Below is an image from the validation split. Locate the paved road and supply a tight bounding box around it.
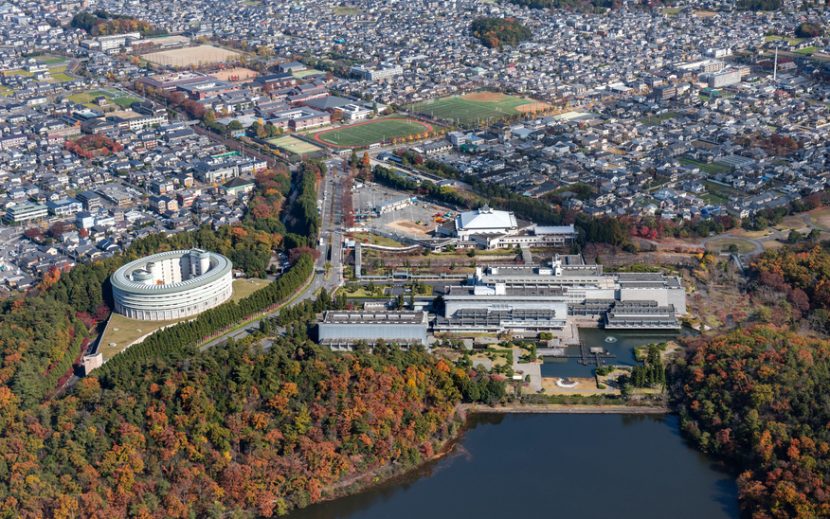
[200,155,346,350]
[0,227,22,264]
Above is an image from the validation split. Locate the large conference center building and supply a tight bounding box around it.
[110,249,233,321]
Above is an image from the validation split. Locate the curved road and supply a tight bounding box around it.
[200,156,346,350]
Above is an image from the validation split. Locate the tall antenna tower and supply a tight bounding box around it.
[773,47,779,82]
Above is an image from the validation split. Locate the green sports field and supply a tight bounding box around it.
[267,135,324,156]
[292,68,325,79]
[408,92,549,126]
[34,54,68,65]
[313,118,432,148]
[5,64,75,83]
[67,88,141,109]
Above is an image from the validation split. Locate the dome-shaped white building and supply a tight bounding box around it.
[111,249,233,321]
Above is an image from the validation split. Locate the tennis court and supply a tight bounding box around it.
[267,135,324,156]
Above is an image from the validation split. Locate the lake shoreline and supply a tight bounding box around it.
[314,413,467,509]
[290,410,739,519]
[461,403,671,415]
[306,402,670,514]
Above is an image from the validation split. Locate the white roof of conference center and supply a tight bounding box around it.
[535,225,576,235]
[456,206,517,231]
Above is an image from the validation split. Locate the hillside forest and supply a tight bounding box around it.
[674,244,830,518]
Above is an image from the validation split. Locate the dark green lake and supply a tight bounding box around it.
[288,413,739,519]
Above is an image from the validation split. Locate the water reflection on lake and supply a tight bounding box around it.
[288,413,739,519]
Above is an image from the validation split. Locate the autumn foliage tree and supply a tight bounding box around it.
[674,326,830,519]
[0,308,488,517]
[65,135,124,159]
[470,17,532,50]
[751,245,830,326]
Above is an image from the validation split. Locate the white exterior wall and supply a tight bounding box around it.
[113,269,233,321]
[457,226,511,241]
[444,298,568,318]
[111,250,234,321]
[618,287,686,315]
[666,288,687,315]
[318,323,428,345]
[492,233,574,248]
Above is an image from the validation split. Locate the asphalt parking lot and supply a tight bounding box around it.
[353,182,456,240]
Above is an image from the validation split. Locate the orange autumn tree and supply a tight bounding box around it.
[0,281,506,517]
[675,326,830,519]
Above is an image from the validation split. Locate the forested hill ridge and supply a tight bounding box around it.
[0,243,495,517]
[0,251,506,518]
[672,243,830,518]
[674,327,830,518]
[751,244,830,329]
[0,332,484,517]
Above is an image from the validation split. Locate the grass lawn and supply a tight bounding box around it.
[661,6,682,15]
[341,284,390,298]
[98,278,270,360]
[409,92,547,126]
[679,157,732,175]
[68,90,111,104]
[350,231,406,247]
[46,65,73,82]
[98,313,185,361]
[292,68,325,78]
[3,69,33,77]
[476,248,523,257]
[34,54,68,65]
[705,237,756,254]
[639,111,679,126]
[230,278,271,302]
[113,96,141,108]
[68,89,140,108]
[764,35,805,45]
[0,86,12,97]
[807,206,830,231]
[795,46,818,56]
[314,118,432,148]
[51,72,75,83]
[4,64,74,83]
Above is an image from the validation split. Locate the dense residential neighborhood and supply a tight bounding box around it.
[1,0,828,293]
[3,0,830,518]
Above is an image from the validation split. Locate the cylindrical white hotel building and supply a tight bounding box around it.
[111,249,233,321]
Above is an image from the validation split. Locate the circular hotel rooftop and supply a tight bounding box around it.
[111,249,233,321]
